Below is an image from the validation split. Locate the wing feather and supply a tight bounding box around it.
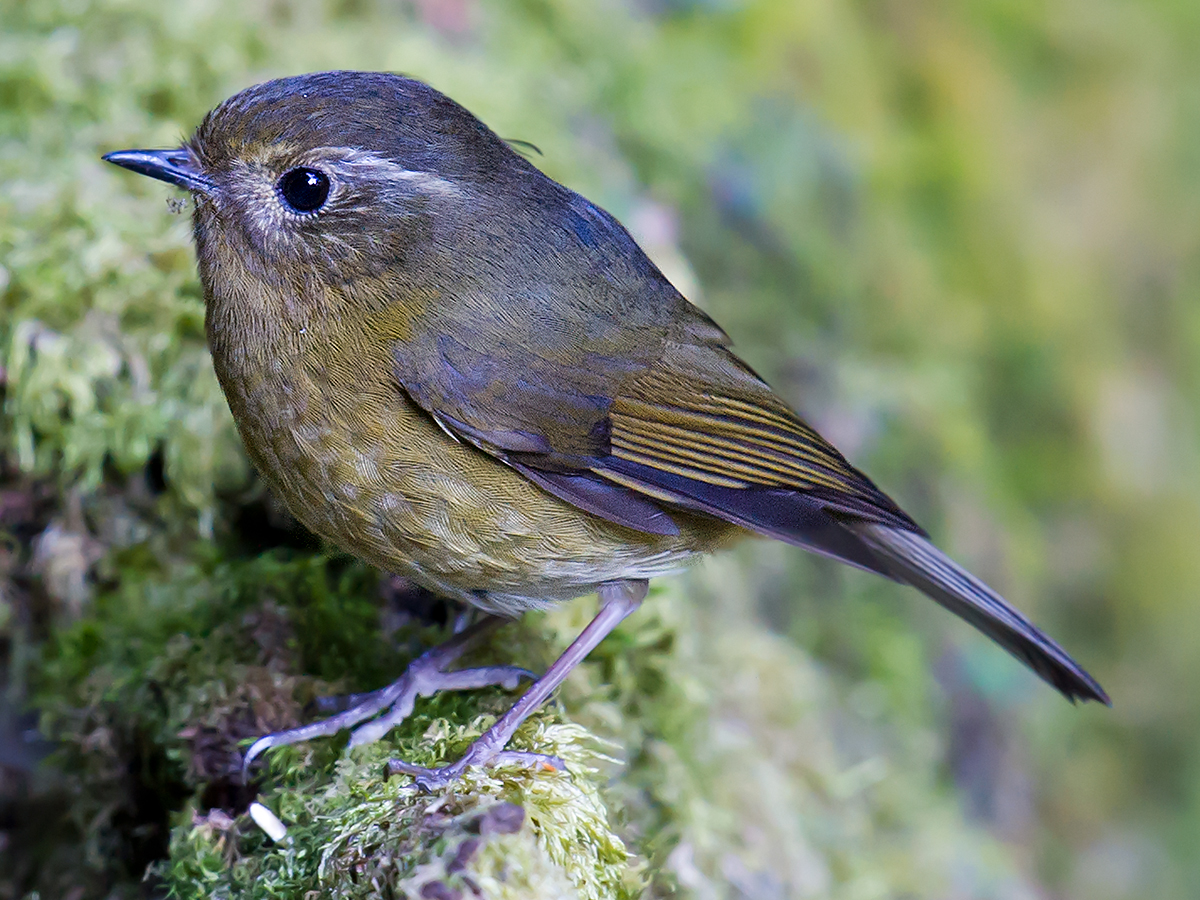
[595,341,918,530]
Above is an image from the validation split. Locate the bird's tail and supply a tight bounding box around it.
[847,522,1110,705]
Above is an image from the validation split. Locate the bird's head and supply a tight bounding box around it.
[104,71,534,339]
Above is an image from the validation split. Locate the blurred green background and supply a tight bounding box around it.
[2,0,1197,897]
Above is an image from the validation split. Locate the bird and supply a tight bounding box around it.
[102,70,1108,790]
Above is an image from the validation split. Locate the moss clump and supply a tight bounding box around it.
[29,550,643,898]
[165,726,634,900]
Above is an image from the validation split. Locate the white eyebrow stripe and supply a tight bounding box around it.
[388,168,463,196]
[328,148,463,197]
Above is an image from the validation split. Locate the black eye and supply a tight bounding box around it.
[277,167,330,213]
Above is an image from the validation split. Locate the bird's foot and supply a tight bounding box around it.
[384,579,649,790]
[242,619,533,779]
[386,746,565,792]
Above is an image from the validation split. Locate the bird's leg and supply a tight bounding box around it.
[386,578,648,791]
[242,616,535,779]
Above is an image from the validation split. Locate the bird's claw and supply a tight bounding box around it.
[241,620,534,781]
[386,749,566,791]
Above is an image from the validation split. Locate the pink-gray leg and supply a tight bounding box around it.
[387,578,648,790]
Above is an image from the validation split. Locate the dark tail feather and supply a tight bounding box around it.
[848,522,1110,705]
[593,457,1108,703]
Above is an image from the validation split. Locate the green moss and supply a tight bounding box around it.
[164,726,634,900]
[30,551,646,898]
[24,549,1034,898]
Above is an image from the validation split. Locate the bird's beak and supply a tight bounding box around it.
[102,148,213,193]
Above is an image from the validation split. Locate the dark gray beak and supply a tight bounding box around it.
[102,148,212,192]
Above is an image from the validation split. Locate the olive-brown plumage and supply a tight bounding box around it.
[103,71,1106,786]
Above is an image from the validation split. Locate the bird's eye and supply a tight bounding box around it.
[277,167,330,214]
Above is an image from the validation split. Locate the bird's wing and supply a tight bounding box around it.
[391,292,1108,705]
[392,278,916,546]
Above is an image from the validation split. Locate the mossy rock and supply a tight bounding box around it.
[22,552,1034,898]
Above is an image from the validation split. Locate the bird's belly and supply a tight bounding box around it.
[227,372,720,612]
